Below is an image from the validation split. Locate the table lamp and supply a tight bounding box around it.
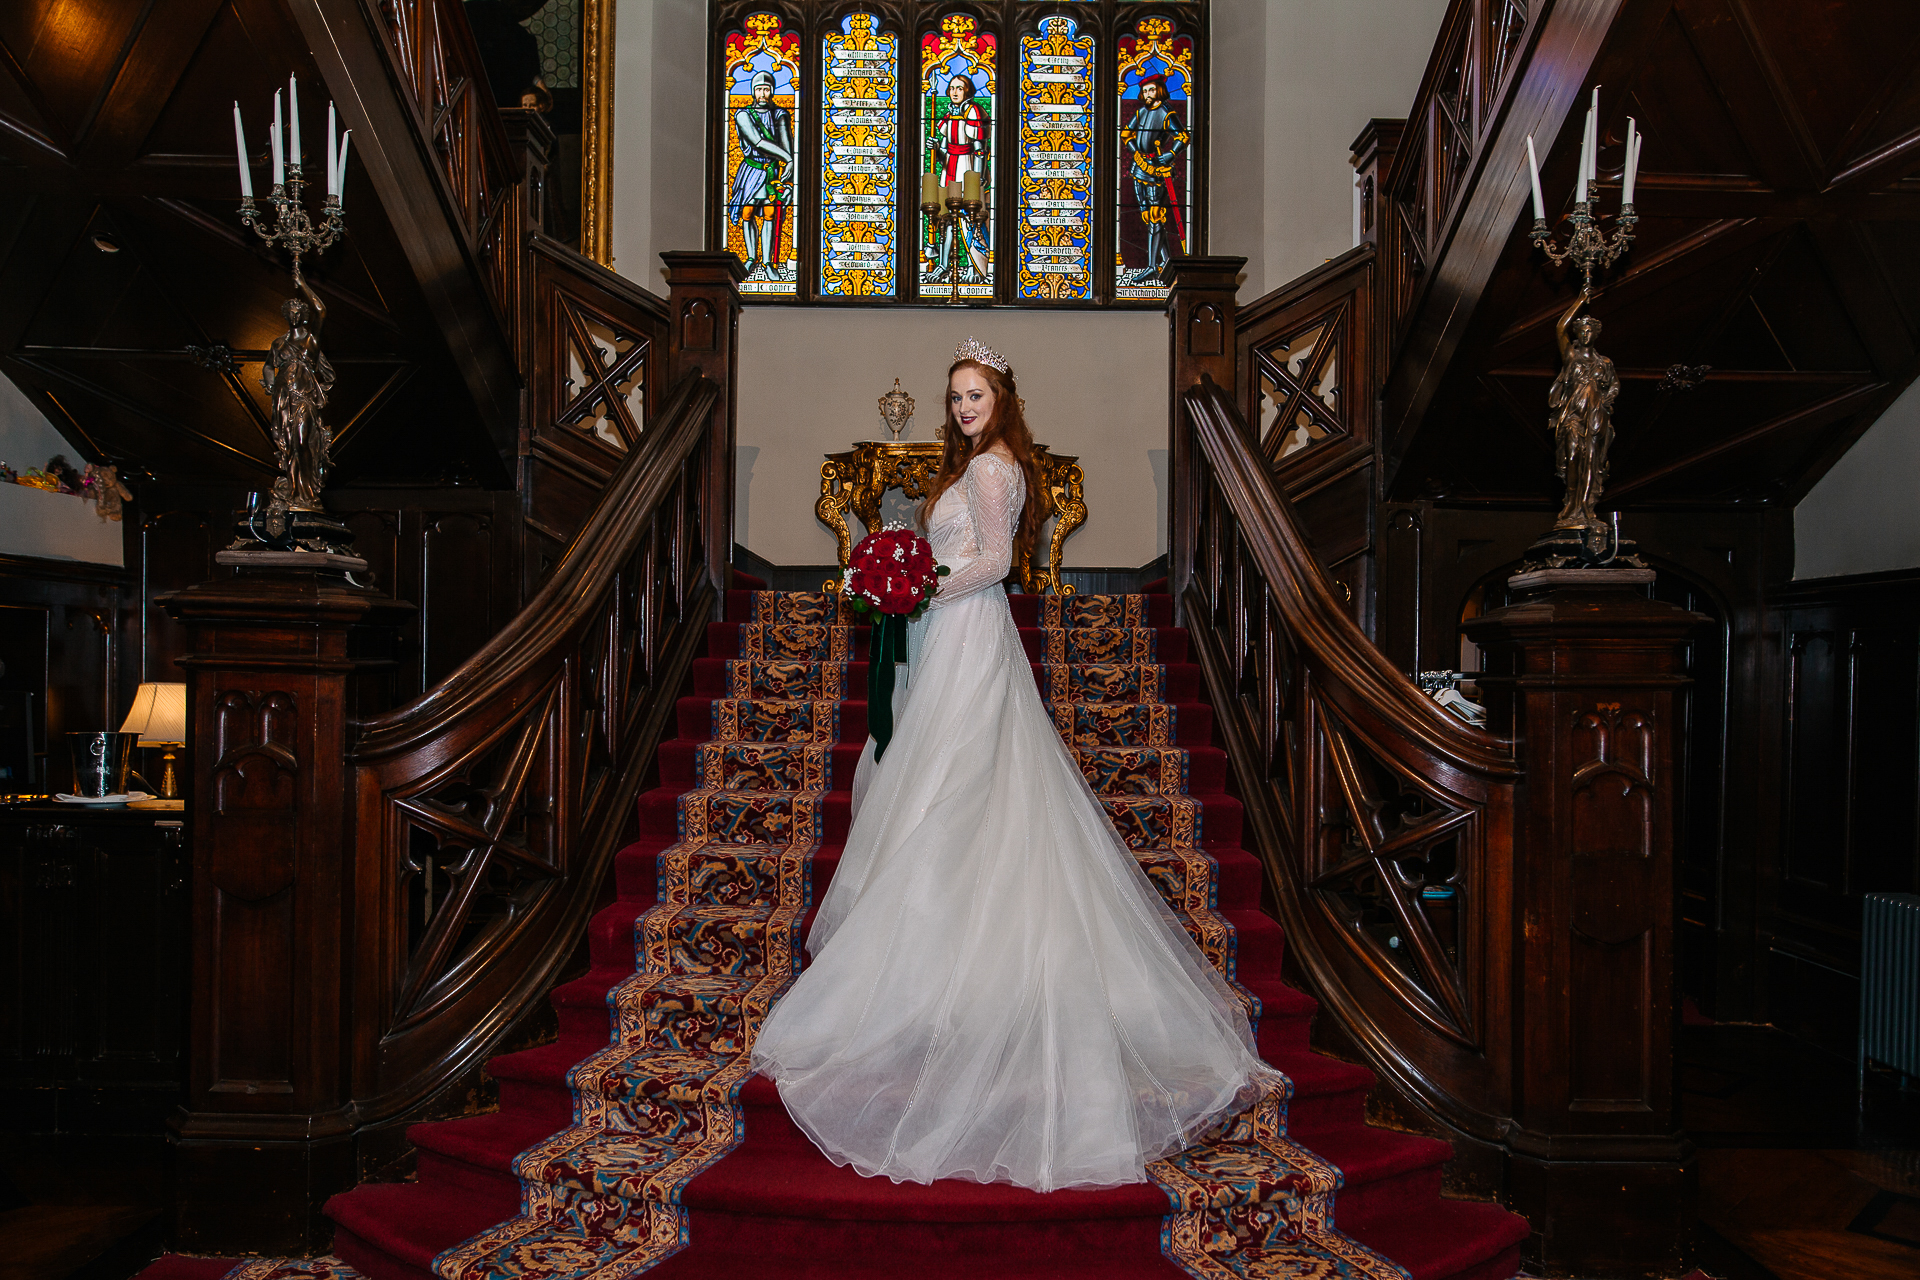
[120,682,187,799]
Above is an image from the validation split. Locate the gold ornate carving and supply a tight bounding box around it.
[815,441,1086,595]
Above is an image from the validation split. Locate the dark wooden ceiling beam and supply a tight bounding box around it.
[1681,0,1827,191]
[75,0,229,168]
[287,0,521,461]
[1605,380,1887,500]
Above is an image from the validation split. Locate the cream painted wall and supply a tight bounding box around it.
[1794,380,1920,579]
[1246,0,1451,297]
[609,0,706,292]
[736,310,1166,568]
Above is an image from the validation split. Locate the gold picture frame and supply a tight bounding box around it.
[581,0,615,264]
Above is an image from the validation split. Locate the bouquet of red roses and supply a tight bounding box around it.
[843,525,948,620]
[842,524,948,758]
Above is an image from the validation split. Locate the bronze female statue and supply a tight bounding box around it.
[1546,290,1618,550]
[259,284,335,526]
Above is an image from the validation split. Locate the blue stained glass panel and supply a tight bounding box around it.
[820,14,899,297]
[919,15,996,298]
[1017,17,1095,300]
[1116,17,1194,300]
[722,14,802,296]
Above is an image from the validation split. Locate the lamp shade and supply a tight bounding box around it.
[120,682,187,745]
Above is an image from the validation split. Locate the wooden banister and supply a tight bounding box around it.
[350,370,718,1113]
[1181,377,1520,1122]
[1181,375,1699,1273]
[164,370,720,1250]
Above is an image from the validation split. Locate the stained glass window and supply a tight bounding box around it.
[1115,16,1194,300]
[706,3,1205,306]
[820,13,899,297]
[1016,16,1095,300]
[722,14,802,297]
[919,15,997,299]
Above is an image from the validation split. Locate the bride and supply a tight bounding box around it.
[750,337,1279,1193]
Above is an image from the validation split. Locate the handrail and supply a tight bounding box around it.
[344,368,720,1128]
[1182,374,1523,1143]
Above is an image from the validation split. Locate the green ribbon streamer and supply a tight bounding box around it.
[867,612,911,761]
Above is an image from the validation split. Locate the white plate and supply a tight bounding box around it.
[55,792,154,805]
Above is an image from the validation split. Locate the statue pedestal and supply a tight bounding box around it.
[216,548,368,573]
[160,568,411,1253]
[1462,578,1707,1277]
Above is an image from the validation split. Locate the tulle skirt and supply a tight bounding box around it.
[749,585,1279,1192]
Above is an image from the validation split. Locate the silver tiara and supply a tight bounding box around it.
[954,335,1008,373]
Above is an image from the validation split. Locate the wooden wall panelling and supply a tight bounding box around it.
[331,489,521,702]
[0,808,190,1134]
[1765,568,1920,1058]
[135,490,245,693]
[0,554,137,792]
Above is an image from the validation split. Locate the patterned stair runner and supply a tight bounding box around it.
[422,591,1410,1280]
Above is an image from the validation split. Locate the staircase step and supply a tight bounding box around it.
[328,1181,514,1280]
[690,659,1204,701]
[1342,1199,1532,1280]
[675,694,1215,745]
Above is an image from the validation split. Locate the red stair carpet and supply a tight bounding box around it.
[152,588,1528,1280]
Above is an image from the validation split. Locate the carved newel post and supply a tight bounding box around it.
[662,251,745,612]
[1461,572,1704,1278]
[1165,255,1244,619]
[161,566,410,1252]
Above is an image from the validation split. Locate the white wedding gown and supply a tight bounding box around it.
[750,452,1280,1192]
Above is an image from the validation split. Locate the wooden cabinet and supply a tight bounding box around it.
[0,804,190,1134]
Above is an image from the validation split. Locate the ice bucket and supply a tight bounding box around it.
[67,731,139,798]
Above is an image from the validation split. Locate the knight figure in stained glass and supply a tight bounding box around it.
[724,14,802,296]
[1017,15,1095,300]
[821,13,900,297]
[1116,17,1193,299]
[920,16,996,297]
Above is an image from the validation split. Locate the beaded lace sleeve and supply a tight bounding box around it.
[928,454,1023,609]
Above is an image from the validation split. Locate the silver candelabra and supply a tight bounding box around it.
[1530,200,1637,296]
[241,170,343,292]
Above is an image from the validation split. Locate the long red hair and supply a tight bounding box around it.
[919,359,1045,578]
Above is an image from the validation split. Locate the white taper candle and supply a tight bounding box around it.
[288,74,301,168]
[336,130,351,206]
[1590,85,1601,181]
[1624,130,1642,207]
[326,103,337,196]
[1622,117,1637,206]
[1576,110,1590,204]
[232,102,254,199]
[270,90,285,187]
[1525,134,1545,223]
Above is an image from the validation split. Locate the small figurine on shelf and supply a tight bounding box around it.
[82,463,133,521]
[45,455,84,494]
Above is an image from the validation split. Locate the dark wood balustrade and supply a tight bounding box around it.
[374,0,521,318]
[347,369,719,1122]
[1179,373,1523,1136]
[163,369,723,1251]
[1177,375,1698,1275]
